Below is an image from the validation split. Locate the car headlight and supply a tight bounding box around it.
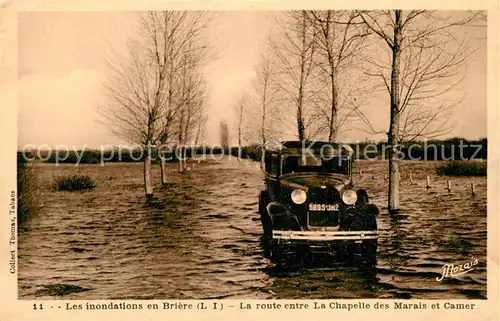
[291,189,307,204]
[342,189,357,205]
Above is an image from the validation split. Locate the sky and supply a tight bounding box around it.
[18,11,487,149]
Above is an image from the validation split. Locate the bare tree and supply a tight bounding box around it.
[305,10,370,142]
[101,11,210,194]
[174,55,207,173]
[182,72,207,171]
[101,12,175,198]
[251,53,281,168]
[233,96,247,160]
[193,113,207,147]
[191,108,207,161]
[132,11,210,179]
[271,11,318,141]
[219,120,230,149]
[355,10,485,211]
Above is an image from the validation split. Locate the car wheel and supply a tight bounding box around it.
[270,242,303,269]
[359,242,377,268]
[269,241,287,264]
[363,204,379,230]
[346,241,377,268]
[261,236,272,259]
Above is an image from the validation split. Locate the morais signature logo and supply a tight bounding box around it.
[436,257,478,281]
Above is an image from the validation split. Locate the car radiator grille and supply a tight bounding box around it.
[307,187,340,227]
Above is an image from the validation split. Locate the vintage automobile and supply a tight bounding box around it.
[258,141,379,267]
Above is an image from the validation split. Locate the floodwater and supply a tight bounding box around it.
[18,157,487,299]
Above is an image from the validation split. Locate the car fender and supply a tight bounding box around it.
[266,202,301,231]
[354,189,379,216]
[363,203,380,216]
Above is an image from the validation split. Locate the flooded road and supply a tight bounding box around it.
[18,158,487,299]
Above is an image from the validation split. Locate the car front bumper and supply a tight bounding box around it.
[272,230,379,242]
[268,230,378,262]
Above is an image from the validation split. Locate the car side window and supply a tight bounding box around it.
[282,156,299,174]
[264,152,271,173]
[323,157,349,175]
[270,154,279,176]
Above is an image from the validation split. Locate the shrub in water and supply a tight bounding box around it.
[53,175,96,191]
[436,161,487,176]
[17,153,41,225]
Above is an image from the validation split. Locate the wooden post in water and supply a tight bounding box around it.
[471,181,476,196]
[359,168,363,176]
[409,172,414,185]
[384,173,388,181]
[426,175,431,189]
[447,180,452,193]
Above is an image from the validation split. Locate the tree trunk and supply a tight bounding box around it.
[178,146,184,173]
[183,146,188,170]
[297,100,305,141]
[297,88,305,141]
[260,146,266,170]
[388,10,402,212]
[160,157,168,185]
[194,118,202,148]
[144,155,153,198]
[237,109,243,162]
[260,102,266,169]
[328,72,338,143]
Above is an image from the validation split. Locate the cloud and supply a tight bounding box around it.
[18,68,124,149]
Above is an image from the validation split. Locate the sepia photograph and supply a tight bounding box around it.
[15,9,488,302]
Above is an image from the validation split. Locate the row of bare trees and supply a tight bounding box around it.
[235,10,484,212]
[101,10,484,210]
[101,11,211,198]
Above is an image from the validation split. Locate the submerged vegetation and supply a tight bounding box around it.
[17,153,41,225]
[53,175,96,192]
[34,284,90,296]
[436,161,487,176]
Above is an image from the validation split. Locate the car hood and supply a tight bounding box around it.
[280,172,351,192]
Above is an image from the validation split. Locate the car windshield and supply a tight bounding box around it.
[282,155,350,175]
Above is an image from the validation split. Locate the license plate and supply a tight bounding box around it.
[309,203,339,211]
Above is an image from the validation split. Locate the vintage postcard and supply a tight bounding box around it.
[1,0,498,320]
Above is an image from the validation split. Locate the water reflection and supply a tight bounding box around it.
[263,262,381,299]
[384,211,411,270]
[18,160,487,299]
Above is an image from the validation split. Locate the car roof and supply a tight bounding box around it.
[267,140,354,156]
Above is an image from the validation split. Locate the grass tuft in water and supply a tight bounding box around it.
[53,175,96,191]
[34,283,90,296]
[17,153,41,225]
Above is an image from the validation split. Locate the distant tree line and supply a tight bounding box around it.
[21,137,486,164]
[353,138,487,160]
